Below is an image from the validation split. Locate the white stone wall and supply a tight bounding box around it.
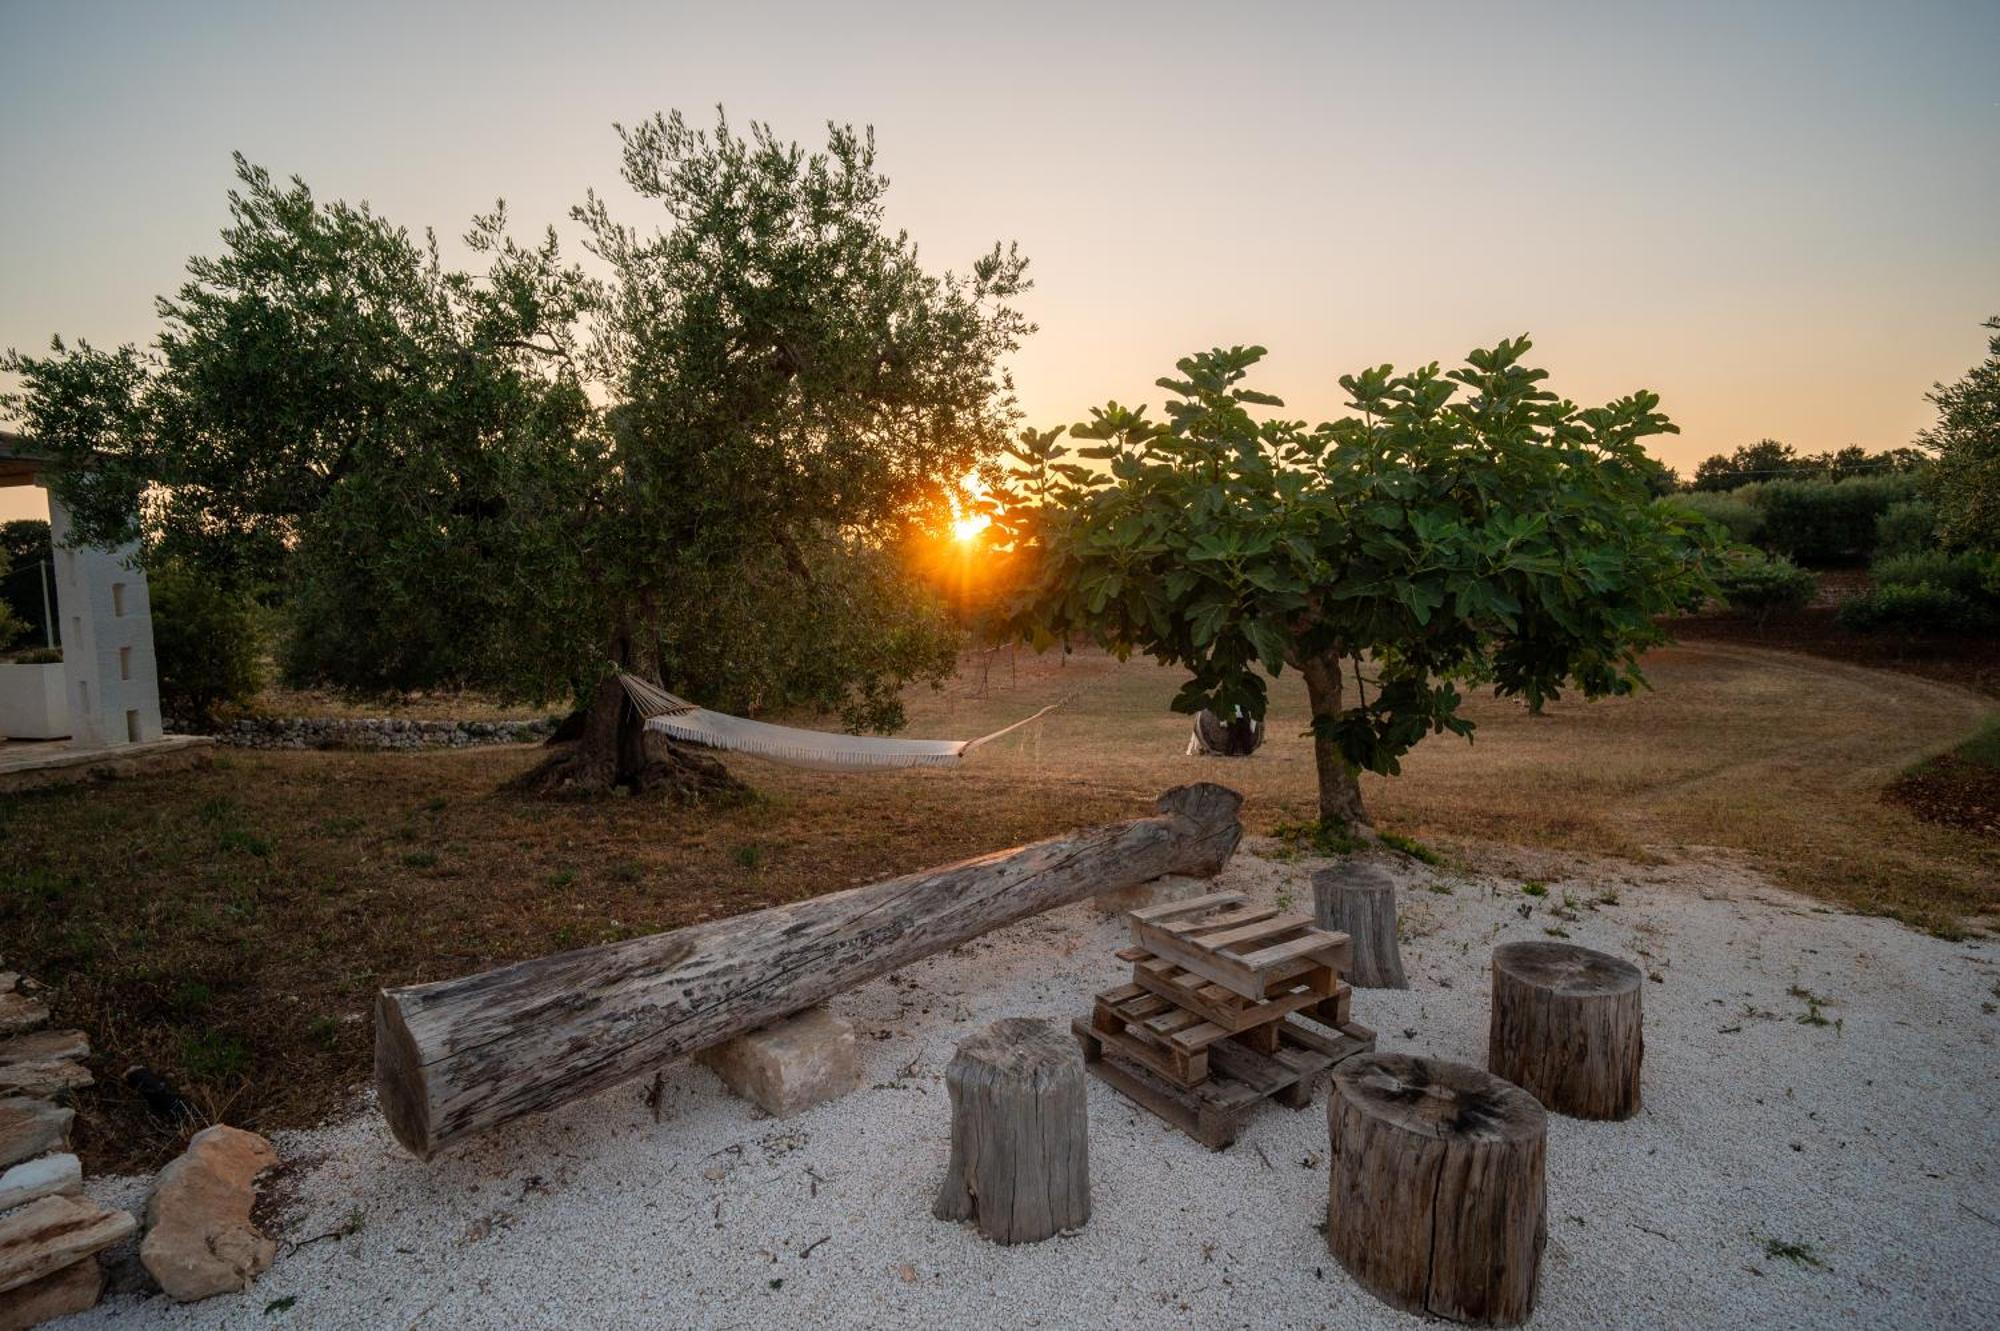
[46,489,163,747]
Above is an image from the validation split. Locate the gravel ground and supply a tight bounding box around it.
[70,842,2000,1330]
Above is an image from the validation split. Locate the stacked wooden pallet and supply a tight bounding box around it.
[1073,892,1376,1149]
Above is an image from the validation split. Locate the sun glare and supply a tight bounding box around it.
[949,468,991,545]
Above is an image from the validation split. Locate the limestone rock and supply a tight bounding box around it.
[0,1195,134,1295]
[697,1007,863,1118]
[0,1155,81,1214]
[0,1102,70,1172]
[0,1063,91,1100]
[0,1258,105,1331]
[140,1126,279,1302]
[0,998,47,1041]
[0,1033,89,1068]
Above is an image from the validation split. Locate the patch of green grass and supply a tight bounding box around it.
[1425,881,1453,895]
[732,843,768,870]
[1946,714,2000,769]
[182,1029,252,1080]
[1377,832,1442,866]
[1544,926,1570,938]
[1269,818,1363,858]
[606,860,645,884]
[546,868,577,888]
[170,980,214,1015]
[265,1295,298,1315]
[1520,880,1548,898]
[306,1015,341,1050]
[401,850,439,869]
[218,826,272,857]
[424,796,448,813]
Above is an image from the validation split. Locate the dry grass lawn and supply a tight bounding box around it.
[0,641,1991,1170]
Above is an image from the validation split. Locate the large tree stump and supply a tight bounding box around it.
[933,1018,1089,1245]
[1488,941,1643,1120]
[1326,1053,1547,1326]
[1311,863,1407,989]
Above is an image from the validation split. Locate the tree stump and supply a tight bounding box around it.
[1488,941,1643,1120]
[933,1018,1090,1245]
[1326,1053,1547,1326]
[1311,864,1407,989]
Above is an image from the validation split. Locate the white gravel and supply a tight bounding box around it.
[69,843,2000,1330]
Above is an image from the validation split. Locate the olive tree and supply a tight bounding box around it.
[5,111,1031,795]
[1921,315,2000,551]
[997,339,1716,826]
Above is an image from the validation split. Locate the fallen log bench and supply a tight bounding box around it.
[376,783,1244,1159]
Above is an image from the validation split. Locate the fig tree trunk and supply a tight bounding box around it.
[508,676,745,801]
[1299,649,1369,827]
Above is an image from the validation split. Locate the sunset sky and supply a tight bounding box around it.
[2,0,1996,523]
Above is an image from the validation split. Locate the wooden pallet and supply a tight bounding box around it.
[1127,892,1353,1001]
[1073,1012,1376,1149]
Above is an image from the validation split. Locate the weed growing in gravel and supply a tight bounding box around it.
[1269,818,1364,858]
[1762,1237,1826,1269]
[1521,881,1548,897]
[1426,881,1454,895]
[1378,832,1442,865]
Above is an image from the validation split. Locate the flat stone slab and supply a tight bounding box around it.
[697,1007,863,1119]
[0,1194,135,1296]
[0,1257,105,1331]
[0,1099,71,1171]
[0,1031,90,1067]
[0,995,49,1039]
[0,1153,81,1213]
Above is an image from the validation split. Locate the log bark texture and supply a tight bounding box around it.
[1488,941,1643,1120]
[1327,1053,1547,1326]
[377,784,1243,1159]
[933,1018,1089,1244]
[1311,864,1407,989]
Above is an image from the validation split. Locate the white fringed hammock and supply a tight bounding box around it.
[618,674,1060,773]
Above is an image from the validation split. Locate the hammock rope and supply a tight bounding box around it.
[617,673,1061,773]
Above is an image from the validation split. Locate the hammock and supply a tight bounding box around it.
[618,674,1060,773]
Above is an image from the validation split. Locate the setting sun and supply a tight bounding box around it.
[950,511,991,544]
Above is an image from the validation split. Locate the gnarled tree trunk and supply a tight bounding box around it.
[508,676,745,801]
[1299,649,1369,827]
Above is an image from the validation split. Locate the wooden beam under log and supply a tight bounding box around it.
[376,783,1244,1159]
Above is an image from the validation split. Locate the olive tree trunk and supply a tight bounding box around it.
[508,675,745,801]
[1299,649,1369,827]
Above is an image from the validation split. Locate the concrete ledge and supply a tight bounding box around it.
[0,736,213,794]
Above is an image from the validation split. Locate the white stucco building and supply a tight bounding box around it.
[0,431,165,751]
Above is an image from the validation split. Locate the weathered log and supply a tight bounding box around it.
[1327,1053,1547,1326]
[1489,940,1643,1120]
[377,784,1244,1159]
[0,1195,135,1296]
[933,1018,1089,1244]
[1311,863,1407,989]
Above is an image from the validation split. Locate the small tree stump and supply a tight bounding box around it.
[933,1018,1089,1245]
[1327,1053,1546,1326]
[1489,941,1643,1120]
[1311,864,1407,989]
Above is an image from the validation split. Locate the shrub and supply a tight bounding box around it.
[148,561,264,725]
[1754,474,1922,566]
[1874,499,1937,559]
[1663,491,1763,546]
[1836,582,1993,635]
[1871,549,1999,601]
[1711,551,1817,623]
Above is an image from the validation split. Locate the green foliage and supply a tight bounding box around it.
[1269,818,1364,857]
[1692,439,1927,492]
[4,111,1024,735]
[1873,498,1938,558]
[999,338,1719,816]
[1753,474,1923,566]
[1836,581,1994,635]
[0,549,23,650]
[1872,549,1999,601]
[1711,550,1817,623]
[1921,316,2000,550]
[148,561,264,725]
[1664,489,1764,545]
[0,519,52,645]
